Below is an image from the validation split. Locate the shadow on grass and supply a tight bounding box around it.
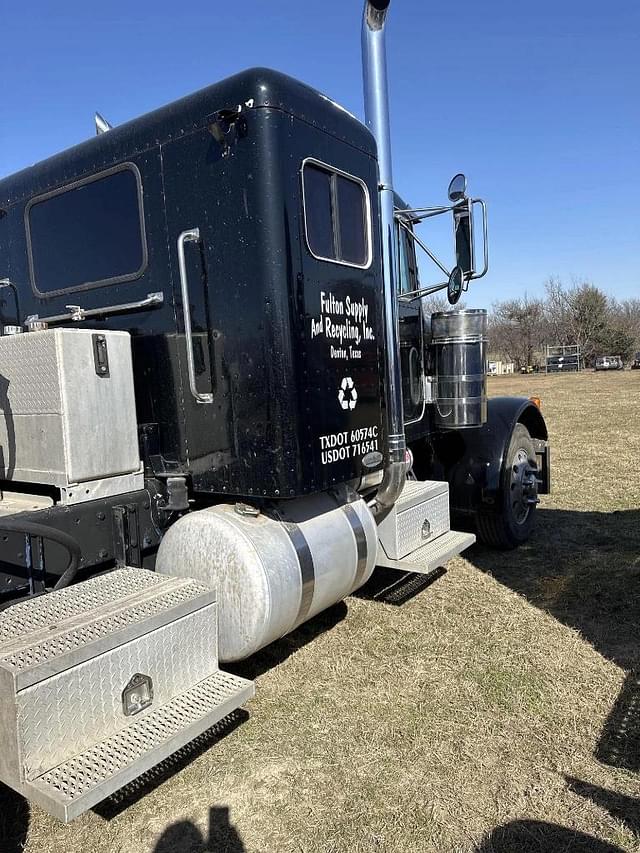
[153,806,245,853]
[0,783,29,853]
[228,600,347,681]
[465,508,640,671]
[475,819,627,852]
[596,670,640,773]
[566,775,640,838]
[466,507,640,778]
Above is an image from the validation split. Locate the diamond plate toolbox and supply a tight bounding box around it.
[0,328,140,490]
[0,568,252,819]
[377,480,450,560]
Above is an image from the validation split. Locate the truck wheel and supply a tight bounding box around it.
[476,423,539,549]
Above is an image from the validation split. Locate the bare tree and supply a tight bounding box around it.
[488,295,546,369]
[434,277,638,368]
[614,298,640,353]
[544,276,572,345]
[543,279,636,364]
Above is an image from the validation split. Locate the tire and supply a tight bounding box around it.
[476,423,538,550]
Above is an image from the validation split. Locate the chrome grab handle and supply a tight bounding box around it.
[177,228,213,405]
[24,292,164,326]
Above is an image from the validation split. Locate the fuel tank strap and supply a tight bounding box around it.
[280,521,315,629]
[342,503,369,587]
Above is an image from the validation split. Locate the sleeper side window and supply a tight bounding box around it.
[26,164,147,297]
[302,160,371,268]
[303,166,334,261]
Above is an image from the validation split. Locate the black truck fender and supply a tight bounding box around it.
[426,396,550,519]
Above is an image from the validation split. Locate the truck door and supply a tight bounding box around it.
[298,152,386,489]
[160,129,230,479]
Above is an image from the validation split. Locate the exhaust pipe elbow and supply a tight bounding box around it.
[371,458,406,517]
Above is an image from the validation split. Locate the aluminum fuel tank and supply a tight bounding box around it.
[156,493,377,662]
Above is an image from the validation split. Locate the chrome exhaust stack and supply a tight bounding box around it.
[362,0,406,514]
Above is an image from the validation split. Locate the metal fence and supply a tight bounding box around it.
[545,344,581,373]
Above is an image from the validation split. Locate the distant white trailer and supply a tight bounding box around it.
[487,360,515,375]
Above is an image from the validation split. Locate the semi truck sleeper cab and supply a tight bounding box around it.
[0,0,549,821]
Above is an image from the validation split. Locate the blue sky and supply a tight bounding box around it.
[1,0,638,307]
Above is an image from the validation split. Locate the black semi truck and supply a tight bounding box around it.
[0,0,548,821]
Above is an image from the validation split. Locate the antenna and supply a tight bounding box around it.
[94,112,113,135]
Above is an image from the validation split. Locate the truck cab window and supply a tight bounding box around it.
[302,160,371,268]
[26,164,147,297]
[397,220,418,294]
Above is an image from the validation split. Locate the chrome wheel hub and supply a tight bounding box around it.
[510,448,539,524]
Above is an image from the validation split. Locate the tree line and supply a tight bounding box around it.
[422,280,640,369]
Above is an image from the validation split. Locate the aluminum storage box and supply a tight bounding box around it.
[377,480,450,560]
[0,568,253,821]
[0,328,141,499]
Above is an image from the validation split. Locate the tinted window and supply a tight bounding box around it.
[28,167,146,295]
[303,162,370,266]
[303,165,334,260]
[336,176,367,265]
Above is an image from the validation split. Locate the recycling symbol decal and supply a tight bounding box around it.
[338,376,358,411]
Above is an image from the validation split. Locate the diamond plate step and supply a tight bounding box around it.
[376,529,476,574]
[25,670,254,823]
[393,480,449,513]
[0,569,215,690]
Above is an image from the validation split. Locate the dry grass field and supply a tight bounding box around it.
[2,370,639,853]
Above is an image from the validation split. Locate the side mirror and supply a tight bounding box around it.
[447,266,464,305]
[448,173,467,202]
[453,200,475,279]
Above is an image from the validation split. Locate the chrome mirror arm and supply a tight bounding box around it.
[395,204,455,223]
[395,196,489,299]
[397,219,450,279]
[398,280,449,303]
